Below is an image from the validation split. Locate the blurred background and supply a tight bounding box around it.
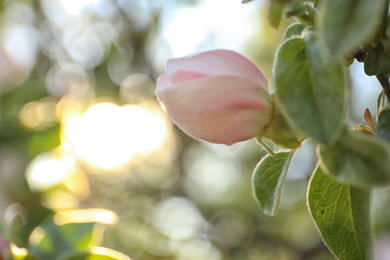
[0,0,385,259]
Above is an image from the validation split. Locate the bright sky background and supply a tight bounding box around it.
[61,0,100,15]
[159,0,262,57]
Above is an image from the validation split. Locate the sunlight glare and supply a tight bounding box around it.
[42,190,79,211]
[62,102,167,171]
[26,151,73,191]
[54,208,119,225]
[91,247,132,260]
[10,244,28,257]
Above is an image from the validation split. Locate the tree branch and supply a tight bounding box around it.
[376,75,390,102]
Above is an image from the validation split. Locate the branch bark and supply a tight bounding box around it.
[376,75,390,102]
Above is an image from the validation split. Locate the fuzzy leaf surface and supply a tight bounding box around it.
[252,152,293,216]
[284,23,305,39]
[274,31,346,145]
[308,166,370,260]
[318,129,390,188]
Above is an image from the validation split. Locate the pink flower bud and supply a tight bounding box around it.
[156,49,274,145]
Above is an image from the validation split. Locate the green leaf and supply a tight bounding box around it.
[377,108,390,142]
[262,107,301,149]
[266,1,285,28]
[252,152,294,216]
[284,23,305,39]
[364,44,390,77]
[307,166,371,260]
[274,31,346,145]
[285,2,317,26]
[378,108,390,131]
[28,220,95,260]
[364,47,382,76]
[318,0,384,58]
[378,41,390,77]
[318,128,390,188]
[256,138,279,158]
[377,90,390,116]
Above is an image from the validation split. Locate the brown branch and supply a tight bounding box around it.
[376,75,390,102]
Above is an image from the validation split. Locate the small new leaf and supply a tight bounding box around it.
[252,152,293,216]
[284,23,305,39]
[364,108,376,132]
[267,1,285,28]
[308,166,371,260]
[377,91,390,116]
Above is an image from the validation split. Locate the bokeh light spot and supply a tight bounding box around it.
[62,102,168,171]
[26,151,73,191]
[54,208,118,225]
[61,0,100,15]
[42,190,79,211]
[10,244,28,257]
[184,149,241,204]
[19,99,58,129]
[154,197,204,240]
[91,247,132,260]
[4,24,38,69]
[29,227,46,247]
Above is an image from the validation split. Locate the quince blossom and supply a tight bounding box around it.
[156,49,273,145]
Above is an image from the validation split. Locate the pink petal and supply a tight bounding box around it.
[166,49,267,90]
[156,75,273,145]
[156,74,173,89]
[156,75,271,118]
[177,109,271,145]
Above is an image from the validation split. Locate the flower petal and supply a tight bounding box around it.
[156,75,273,145]
[156,74,173,89]
[176,108,271,145]
[166,49,267,89]
[156,75,271,117]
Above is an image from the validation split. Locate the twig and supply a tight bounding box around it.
[376,75,390,102]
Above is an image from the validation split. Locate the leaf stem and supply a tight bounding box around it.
[376,75,390,102]
[256,138,279,159]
